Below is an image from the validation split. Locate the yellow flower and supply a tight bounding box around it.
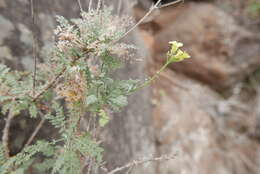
[169,41,183,54]
[167,41,190,63]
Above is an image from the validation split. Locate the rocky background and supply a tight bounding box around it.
[135,0,260,173]
[0,0,260,174]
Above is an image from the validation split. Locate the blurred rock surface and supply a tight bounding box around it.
[135,0,260,174]
[151,3,260,90]
[152,68,258,174]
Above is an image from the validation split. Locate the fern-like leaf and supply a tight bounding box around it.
[73,134,103,163]
[0,143,6,166]
[46,102,66,133]
[52,150,81,174]
[0,141,53,174]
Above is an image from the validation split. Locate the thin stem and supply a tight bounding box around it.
[97,0,102,11]
[32,67,66,102]
[113,0,162,43]
[2,110,15,158]
[125,166,134,174]
[160,70,188,91]
[88,0,93,11]
[7,52,86,103]
[132,61,170,92]
[32,44,90,102]
[107,155,176,174]
[24,112,46,147]
[117,0,122,15]
[77,0,83,11]
[157,0,183,8]
[4,66,66,104]
[30,0,37,96]
[87,159,93,174]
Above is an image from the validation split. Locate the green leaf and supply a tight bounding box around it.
[0,96,12,103]
[110,95,128,108]
[118,79,139,92]
[1,102,13,115]
[0,64,10,77]
[99,109,109,127]
[29,103,38,118]
[52,150,81,174]
[73,135,103,163]
[1,141,52,173]
[45,103,66,132]
[56,15,71,28]
[13,100,29,115]
[101,51,121,72]
[0,143,6,166]
[34,158,55,172]
[85,95,98,105]
[10,159,34,174]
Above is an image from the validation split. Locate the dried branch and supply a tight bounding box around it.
[113,0,162,43]
[160,71,189,91]
[24,111,46,147]
[157,0,183,8]
[2,110,15,158]
[107,154,176,174]
[77,0,83,11]
[32,67,66,102]
[30,0,38,96]
[88,0,93,11]
[117,0,122,15]
[97,0,103,11]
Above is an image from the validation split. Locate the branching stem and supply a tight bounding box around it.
[157,0,183,8]
[77,0,83,11]
[138,62,170,90]
[24,112,46,147]
[2,110,15,158]
[107,155,176,174]
[32,67,66,102]
[113,0,162,43]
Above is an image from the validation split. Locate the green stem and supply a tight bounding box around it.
[131,61,171,93]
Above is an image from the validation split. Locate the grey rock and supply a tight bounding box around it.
[153,3,260,90]
[0,15,14,44]
[0,46,12,61]
[17,23,33,47]
[21,56,33,70]
[0,0,7,8]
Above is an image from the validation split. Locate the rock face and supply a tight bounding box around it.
[152,69,258,174]
[153,3,260,90]
[135,0,260,174]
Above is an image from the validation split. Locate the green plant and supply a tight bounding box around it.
[0,6,190,174]
[248,0,260,16]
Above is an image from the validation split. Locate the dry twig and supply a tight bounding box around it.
[24,112,46,147]
[88,0,93,11]
[107,154,176,174]
[113,0,162,43]
[32,67,66,102]
[157,0,184,8]
[30,0,38,96]
[77,0,83,11]
[117,0,122,15]
[2,110,15,158]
